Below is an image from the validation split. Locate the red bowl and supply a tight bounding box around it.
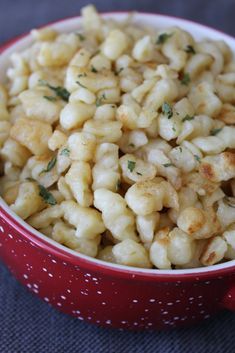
[0,13,235,330]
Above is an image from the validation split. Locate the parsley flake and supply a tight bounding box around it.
[43,95,57,102]
[182,115,194,122]
[91,66,98,73]
[76,80,87,89]
[60,148,70,157]
[180,73,190,86]
[184,45,196,54]
[40,156,57,174]
[115,67,124,75]
[39,80,70,102]
[162,102,173,119]
[194,155,201,163]
[210,128,222,136]
[179,147,183,153]
[39,184,57,206]
[156,33,173,44]
[128,143,135,148]
[163,163,174,167]
[127,160,136,172]
[136,171,142,175]
[76,33,86,41]
[96,93,106,107]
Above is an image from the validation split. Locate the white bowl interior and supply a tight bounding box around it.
[0,13,235,275]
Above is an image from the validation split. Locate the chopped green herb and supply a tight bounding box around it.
[180,73,190,86]
[136,171,142,175]
[128,143,135,148]
[40,156,57,174]
[127,160,136,172]
[156,33,173,44]
[78,73,87,78]
[111,105,116,108]
[162,102,173,119]
[115,67,124,75]
[116,179,121,191]
[76,80,87,88]
[39,184,57,206]
[43,95,57,102]
[210,128,222,136]
[26,177,36,182]
[179,147,183,153]
[224,197,235,208]
[162,163,174,167]
[194,155,201,163]
[38,80,70,102]
[182,114,194,122]
[172,126,176,132]
[60,148,70,157]
[76,33,86,41]
[96,93,106,107]
[184,45,196,54]
[91,66,98,73]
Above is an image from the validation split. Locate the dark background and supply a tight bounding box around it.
[0,0,235,352]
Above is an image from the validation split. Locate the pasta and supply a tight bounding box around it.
[0,5,235,269]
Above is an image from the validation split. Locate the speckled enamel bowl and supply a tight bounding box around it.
[0,13,235,330]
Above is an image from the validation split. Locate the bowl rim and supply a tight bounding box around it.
[0,12,235,280]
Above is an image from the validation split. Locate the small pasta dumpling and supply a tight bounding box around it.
[132,35,154,62]
[27,205,63,229]
[48,130,67,151]
[31,27,58,41]
[223,226,235,260]
[200,236,227,266]
[218,103,235,124]
[112,239,152,268]
[94,188,138,242]
[65,161,93,207]
[1,138,31,167]
[57,176,73,201]
[60,102,95,130]
[215,72,235,104]
[168,186,198,223]
[61,200,105,239]
[118,130,148,154]
[10,117,52,156]
[37,40,78,67]
[188,82,222,117]
[116,104,157,130]
[191,136,226,154]
[168,145,197,173]
[160,27,192,71]
[125,178,179,216]
[98,246,117,263]
[146,148,181,190]
[217,197,235,229]
[93,104,116,121]
[177,206,221,239]
[10,181,45,220]
[67,132,96,162]
[215,126,235,149]
[119,154,157,184]
[0,121,11,148]
[199,152,235,182]
[196,41,224,75]
[2,180,20,205]
[183,171,219,196]
[184,53,213,80]
[69,87,96,104]
[69,48,91,67]
[83,119,122,143]
[52,221,100,257]
[92,143,120,192]
[167,227,195,265]
[102,29,129,60]
[150,227,171,269]
[19,88,63,124]
[136,212,160,245]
